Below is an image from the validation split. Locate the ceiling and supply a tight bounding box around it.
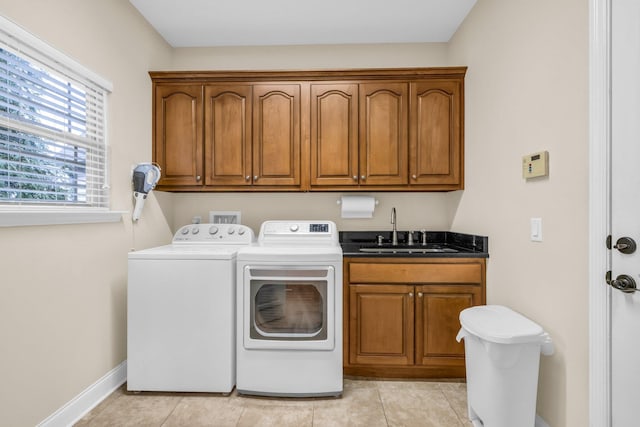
[129,0,477,47]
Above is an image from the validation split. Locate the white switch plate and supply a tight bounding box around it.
[531,217,543,242]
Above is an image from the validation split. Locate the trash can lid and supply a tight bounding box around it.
[459,305,548,345]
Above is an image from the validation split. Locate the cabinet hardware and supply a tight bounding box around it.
[245,175,250,181]
[409,292,413,297]
[254,175,258,181]
[196,175,201,181]
[361,175,366,180]
[418,292,423,297]
[412,174,417,179]
[353,175,358,180]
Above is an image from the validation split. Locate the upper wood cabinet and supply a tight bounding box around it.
[154,84,203,187]
[150,68,466,192]
[359,82,409,186]
[310,83,359,186]
[252,84,301,186]
[410,80,463,186]
[204,84,252,186]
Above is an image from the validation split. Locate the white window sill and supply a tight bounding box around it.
[0,208,127,227]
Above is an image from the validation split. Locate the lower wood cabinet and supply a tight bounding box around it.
[344,258,486,378]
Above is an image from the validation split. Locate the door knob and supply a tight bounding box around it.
[614,237,637,254]
[610,274,638,293]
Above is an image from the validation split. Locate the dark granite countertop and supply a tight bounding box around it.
[340,230,489,258]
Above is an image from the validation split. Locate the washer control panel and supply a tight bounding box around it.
[172,223,255,244]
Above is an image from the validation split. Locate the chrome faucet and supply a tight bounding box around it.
[391,207,398,246]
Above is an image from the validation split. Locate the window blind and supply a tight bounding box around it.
[0,18,110,208]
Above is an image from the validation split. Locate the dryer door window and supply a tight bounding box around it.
[251,280,327,340]
[243,265,336,350]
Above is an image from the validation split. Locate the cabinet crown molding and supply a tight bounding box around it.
[149,67,467,82]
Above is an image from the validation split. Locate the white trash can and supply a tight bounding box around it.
[456,305,554,427]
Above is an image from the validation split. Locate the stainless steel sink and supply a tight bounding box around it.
[359,247,458,254]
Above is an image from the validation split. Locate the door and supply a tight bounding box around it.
[204,85,252,186]
[415,284,480,367]
[310,83,359,186]
[348,284,414,366]
[359,82,409,185]
[241,265,335,350]
[611,0,640,424]
[409,80,462,186]
[252,84,301,186]
[153,84,203,186]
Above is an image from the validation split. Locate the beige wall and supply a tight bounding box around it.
[0,1,590,426]
[0,1,173,426]
[448,1,589,426]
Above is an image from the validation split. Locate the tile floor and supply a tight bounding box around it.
[75,379,473,427]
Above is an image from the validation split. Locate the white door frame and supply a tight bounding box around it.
[589,0,612,425]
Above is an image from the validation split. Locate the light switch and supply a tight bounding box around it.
[531,217,542,242]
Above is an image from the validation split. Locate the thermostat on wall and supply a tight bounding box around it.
[522,151,549,179]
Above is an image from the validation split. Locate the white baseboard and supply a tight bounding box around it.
[37,360,127,427]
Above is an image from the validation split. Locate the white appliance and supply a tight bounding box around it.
[127,223,255,393]
[236,220,343,397]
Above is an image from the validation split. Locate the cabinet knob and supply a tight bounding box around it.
[254,175,258,181]
[196,175,201,181]
[418,292,423,297]
[353,175,358,180]
[245,175,250,181]
[412,174,417,179]
[409,292,413,297]
[361,175,366,180]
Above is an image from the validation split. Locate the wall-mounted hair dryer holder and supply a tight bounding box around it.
[132,163,161,221]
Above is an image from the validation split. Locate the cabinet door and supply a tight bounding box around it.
[310,84,359,186]
[414,284,481,366]
[409,80,462,186]
[204,85,252,186]
[154,84,203,186]
[359,83,409,185]
[252,84,301,186]
[349,284,414,366]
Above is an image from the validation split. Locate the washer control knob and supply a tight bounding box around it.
[209,226,219,235]
[227,228,235,235]
[238,228,246,235]
[290,224,299,232]
[181,228,189,235]
[191,227,200,235]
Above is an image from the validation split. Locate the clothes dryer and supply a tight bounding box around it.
[236,220,342,397]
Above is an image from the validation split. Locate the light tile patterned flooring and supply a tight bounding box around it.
[75,379,473,427]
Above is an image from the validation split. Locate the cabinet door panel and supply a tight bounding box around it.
[349,284,414,366]
[410,81,462,185]
[204,85,252,186]
[253,84,301,186]
[310,84,359,186]
[154,85,203,186]
[415,284,481,366]
[360,83,408,185]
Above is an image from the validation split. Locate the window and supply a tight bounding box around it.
[0,15,119,226]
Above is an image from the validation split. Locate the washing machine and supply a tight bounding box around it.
[236,220,343,397]
[127,223,254,393]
